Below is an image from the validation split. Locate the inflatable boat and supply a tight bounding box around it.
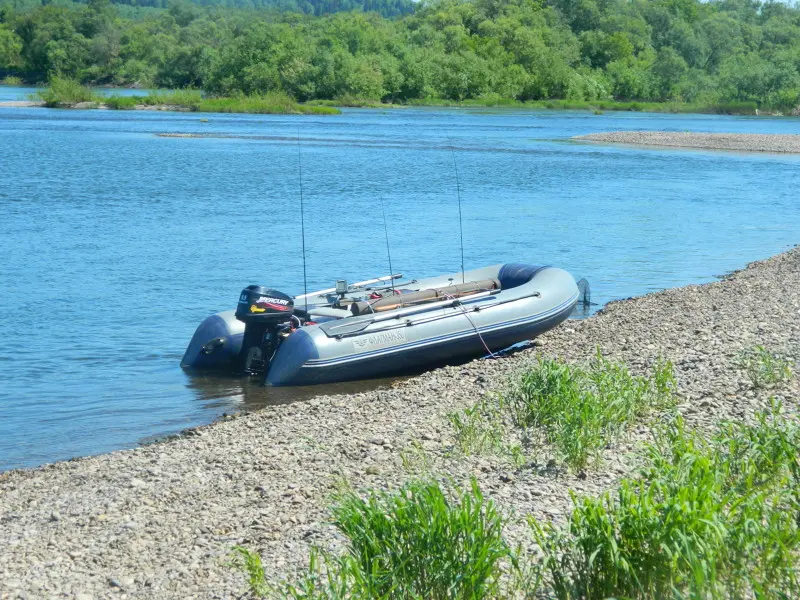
[181,263,580,386]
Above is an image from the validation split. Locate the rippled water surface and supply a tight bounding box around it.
[2,85,799,470]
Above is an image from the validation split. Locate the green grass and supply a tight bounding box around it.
[448,398,526,468]
[449,398,506,456]
[405,97,759,115]
[33,79,340,115]
[506,353,677,470]
[737,345,794,389]
[1,75,23,86]
[238,479,514,599]
[230,546,269,597]
[451,353,677,471]
[231,350,800,600]
[33,76,96,107]
[198,92,339,115]
[103,94,139,109]
[308,94,392,108]
[110,89,342,114]
[21,78,765,116]
[532,402,800,599]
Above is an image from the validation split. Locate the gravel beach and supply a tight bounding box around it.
[575,131,800,153]
[0,101,45,108]
[1,247,798,599]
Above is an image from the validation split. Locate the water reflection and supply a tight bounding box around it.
[183,370,404,411]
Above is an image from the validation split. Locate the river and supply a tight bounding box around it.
[1,85,798,471]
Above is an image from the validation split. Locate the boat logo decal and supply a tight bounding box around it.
[353,329,407,351]
[244,296,292,312]
[239,294,291,310]
[256,296,290,306]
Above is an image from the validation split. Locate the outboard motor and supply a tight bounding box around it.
[235,285,294,376]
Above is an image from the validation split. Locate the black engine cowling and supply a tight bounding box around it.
[235,285,294,376]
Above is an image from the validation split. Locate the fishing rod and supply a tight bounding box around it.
[297,128,308,313]
[447,136,466,284]
[378,196,395,295]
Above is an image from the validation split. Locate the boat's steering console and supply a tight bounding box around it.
[234,285,295,376]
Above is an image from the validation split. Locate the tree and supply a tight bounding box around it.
[0,24,22,70]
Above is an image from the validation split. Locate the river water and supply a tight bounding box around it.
[1,85,798,471]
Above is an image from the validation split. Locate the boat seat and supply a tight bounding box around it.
[308,307,353,319]
[350,278,500,316]
[498,264,548,290]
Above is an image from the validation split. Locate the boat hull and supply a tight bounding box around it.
[181,264,578,386]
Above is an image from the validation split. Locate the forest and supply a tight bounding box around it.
[1,0,800,110]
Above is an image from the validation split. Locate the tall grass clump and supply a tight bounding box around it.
[103,94,138,110]
[137,89,204,110]
[449,397,527,467]
[230,546,269,597]
[502,353,677,470]
[737,345,794,389]
[1,75,23,86]
[309,94,388,108]
[198,91,339,114]
[533,402,800,599]
[242,479,515,599]
[34,76,95,106]
[449,398,506,456]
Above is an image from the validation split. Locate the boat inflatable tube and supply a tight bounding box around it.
[182,263,578,386]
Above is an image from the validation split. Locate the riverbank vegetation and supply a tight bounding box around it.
[3,0,800,113]
[234,353,798,599]
[450,353,677,470]
[34,76,340,113]
[234,479,521,598]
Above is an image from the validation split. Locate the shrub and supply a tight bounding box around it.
[533,403,800,599]
[737,345,794,389]
[104,94,138,110]
[199,91,339,114]
[230,546,268,597]
[501,353,677,470]
[34,76,95,106]
[449,398,506,456]
[138,89,203,110]
[245,479,514,599]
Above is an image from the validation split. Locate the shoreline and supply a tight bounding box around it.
[0,100,194,112]
[575,131,800,153]
[0,99,340,116]
[1,247,798,597]
[0,98,782,116]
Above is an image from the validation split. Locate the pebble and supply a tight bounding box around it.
[575,131,800,153]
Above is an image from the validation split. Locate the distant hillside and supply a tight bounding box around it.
[4,0,800,111]
[97,0,415,17]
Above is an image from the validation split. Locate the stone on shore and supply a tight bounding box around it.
[0,100,45,108]
[575,131,800,153]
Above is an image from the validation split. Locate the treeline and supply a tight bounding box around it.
[82,0,413,17]
[2,0,800,109]
[1,0,414,17]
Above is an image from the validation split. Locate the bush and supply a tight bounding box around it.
[737,345,794,389]
[244,479,513,599]
[137,89,203,110]
[199,91,339,114]
[501,353,677,470]
[104,94,138,110]
[34,76,95,106]
[533,403,800,599]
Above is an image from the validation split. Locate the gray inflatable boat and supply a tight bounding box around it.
[181,263,579,386]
